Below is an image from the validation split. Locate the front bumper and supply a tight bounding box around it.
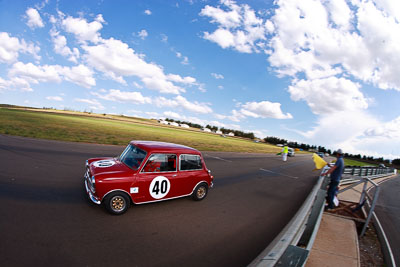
[84,171,101,205]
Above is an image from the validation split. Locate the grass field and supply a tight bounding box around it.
[0,107,283,153]
[344,158,378,167]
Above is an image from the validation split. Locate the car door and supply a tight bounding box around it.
[135,153,178,203]
[178,154,205,194]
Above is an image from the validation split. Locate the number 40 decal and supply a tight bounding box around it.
[149,176,171,199]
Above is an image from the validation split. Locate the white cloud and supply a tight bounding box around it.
[200,1,267,53]
[46,96,63,101]
[164,111,182,119]
[62,14,104,43]
[166,74,196,85]
[354,116,400,159]
[144,10,152,15]
[288,77,368,115]
[94,89,151,105]
[0,76,32,92]
[181,56,189,65]
[200,2,242,29]
[201,0,400,91]
[155,95,212,114]
[364,116,400,139]
[138,29,148,40]
[160,34,168,43]
[0,32,40,63]
[8,62,95,89]
[50,29,80,63]
[295,111,400,159]
[224,99,292,122]
[61,64,96,88]
[240,100,292,119]
[74,98,105,110]
[25,8,44,29]
[267,0,400,91]
[145,111,160,118]
[174,51,189,65]
[83,38,188,94]
[9,62,62,84]
[211,73,224,79]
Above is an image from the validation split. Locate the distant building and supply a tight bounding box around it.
[158,120,169,125]
[203,128,211,132]
[227,132,234,136]
[180,124,189,128]
[170,122,179,127]
[216,130,222,134]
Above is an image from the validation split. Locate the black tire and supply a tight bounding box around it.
[192,183,208,201]
[104,192,131,215]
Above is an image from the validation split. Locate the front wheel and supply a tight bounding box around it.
[104,192,131,215]
[192,183,208,201]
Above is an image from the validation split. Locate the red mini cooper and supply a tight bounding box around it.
[84,141,213,215]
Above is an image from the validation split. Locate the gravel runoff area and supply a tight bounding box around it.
[359,225,384,267]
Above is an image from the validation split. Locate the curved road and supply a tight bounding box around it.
[0,135,318,267]
[374,175,400,266]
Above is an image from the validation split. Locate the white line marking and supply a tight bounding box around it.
[259,168,298,179]
[205,155,232,162]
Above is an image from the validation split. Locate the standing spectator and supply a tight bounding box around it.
[321,149,344,210]
[282,144,289,162]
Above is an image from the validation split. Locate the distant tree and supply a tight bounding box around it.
[264,136,287,145]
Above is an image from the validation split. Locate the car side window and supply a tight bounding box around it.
[142,154,177,173]
[180,154,203,171]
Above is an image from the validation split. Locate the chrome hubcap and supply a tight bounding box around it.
[111,196,125,211]
[197,187,206,199]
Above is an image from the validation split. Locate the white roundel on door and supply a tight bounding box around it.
[149,176,171,199]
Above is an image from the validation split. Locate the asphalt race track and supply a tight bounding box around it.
[374,175,400,266]
[0,135,318,267]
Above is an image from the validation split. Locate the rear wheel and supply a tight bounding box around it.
[104,192,131,215]
[192,183,208,201]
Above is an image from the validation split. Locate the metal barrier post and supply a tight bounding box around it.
[360,184,381,237]
[359,178,368,205]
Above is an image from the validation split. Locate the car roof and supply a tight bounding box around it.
[130,140,200,154]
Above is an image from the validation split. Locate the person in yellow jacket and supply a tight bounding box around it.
[282,144,289,162]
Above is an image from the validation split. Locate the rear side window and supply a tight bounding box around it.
[142,154,177,173]
[180,154,203,171]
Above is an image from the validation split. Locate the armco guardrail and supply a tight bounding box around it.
[249,168,330,267]
[341,166,397,184]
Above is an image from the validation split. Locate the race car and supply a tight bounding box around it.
[84,141,213,215]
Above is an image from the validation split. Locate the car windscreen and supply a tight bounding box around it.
[119,144,147,170]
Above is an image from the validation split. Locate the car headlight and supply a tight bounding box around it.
[91,176,96,193]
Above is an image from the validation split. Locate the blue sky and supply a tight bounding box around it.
[1,0,399,159]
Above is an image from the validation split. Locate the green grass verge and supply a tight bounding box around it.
[344,158,378,167]
[0,107,282,153]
